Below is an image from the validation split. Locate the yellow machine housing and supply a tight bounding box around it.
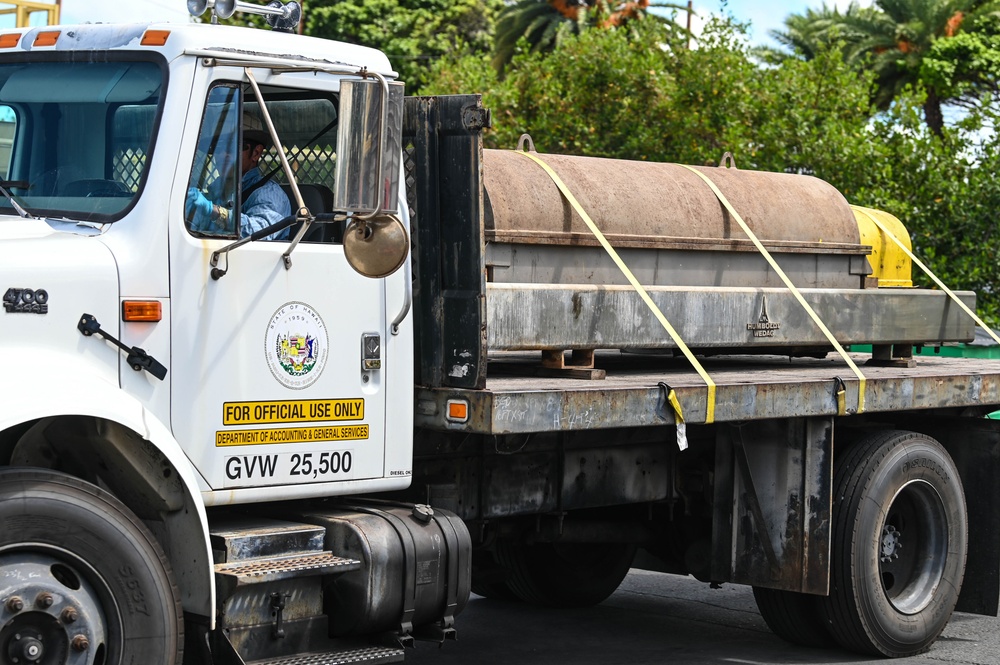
[852,205,913,288]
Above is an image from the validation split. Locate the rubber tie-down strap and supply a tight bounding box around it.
[678,164,867,415]
[852,205,1000,347]
[515,148,717,424]
[834,376,847,417]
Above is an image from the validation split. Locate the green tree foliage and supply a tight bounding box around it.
[757,2,865,64]
[771,0,1000,135]
[193,0,502,94]
[424,17,1000,325]
[305,0,502,94]
[920,16,1000,110]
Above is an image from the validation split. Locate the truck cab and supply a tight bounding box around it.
[0,14,466,665]
[0,20,414,497]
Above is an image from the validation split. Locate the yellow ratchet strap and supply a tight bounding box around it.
[679,164,867,415]
[516,148,717,424]
[659,382,688,450]
[852,205,1000,347]
[666,389,685,423]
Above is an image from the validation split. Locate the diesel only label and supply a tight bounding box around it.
[223,398,364,425]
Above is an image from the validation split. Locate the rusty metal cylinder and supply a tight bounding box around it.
[482,150,860,249]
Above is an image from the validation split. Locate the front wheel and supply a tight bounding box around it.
[820,431,967,657]
[0,468,183,664]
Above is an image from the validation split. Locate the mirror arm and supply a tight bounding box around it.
[281,212,341,269]
[210,214,298,279]
[244,67,309,217]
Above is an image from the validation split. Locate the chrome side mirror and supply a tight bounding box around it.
[336,77,406,278]
[343,214,409,278]
[335,78,404,217]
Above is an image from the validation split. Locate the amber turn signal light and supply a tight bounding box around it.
[122,301,162,322]
[446,399,469,423]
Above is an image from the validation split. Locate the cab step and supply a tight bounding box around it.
[211,517,328,561]
[210,518,361,599]
[244,645,404,665]
[215,551,360,585]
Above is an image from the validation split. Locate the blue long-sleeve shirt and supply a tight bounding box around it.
[241,168,291,240]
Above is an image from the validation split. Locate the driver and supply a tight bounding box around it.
[186,112,291,240]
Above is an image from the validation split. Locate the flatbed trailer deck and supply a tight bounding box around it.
[416,353,1000,434]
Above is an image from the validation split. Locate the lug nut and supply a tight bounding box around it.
[35,592,53,609]
[61,606,78,623]
[71,635,89,652]
[6,596,23,612]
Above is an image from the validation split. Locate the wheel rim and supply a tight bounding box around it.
[878,479,949,615]
[0,548,118,665]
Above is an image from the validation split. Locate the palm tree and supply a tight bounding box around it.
[775,0,1000,135]
[493,0,690,73]
[758,3,866,63]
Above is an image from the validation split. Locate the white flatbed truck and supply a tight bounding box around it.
[0,3,997,664]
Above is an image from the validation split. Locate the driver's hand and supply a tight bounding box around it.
[186,187,213,228]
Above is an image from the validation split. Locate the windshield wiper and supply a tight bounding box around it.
[0,180,34,219]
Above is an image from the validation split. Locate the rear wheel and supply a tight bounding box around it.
[820,431,967,657]
[470,548,517,601]
[0,468,183,664]
[753,587,834,648]
[495,539,636,608]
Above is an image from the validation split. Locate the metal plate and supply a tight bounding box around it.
[486,284,976,351]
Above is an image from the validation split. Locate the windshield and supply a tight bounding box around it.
[0,56,164,223]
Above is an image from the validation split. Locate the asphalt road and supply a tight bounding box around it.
[404,570,1000,665]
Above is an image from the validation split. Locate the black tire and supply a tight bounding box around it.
[495,539,636,608]
[819,431,967,657]
[470,548,518,601]
[0,468,183,664]
[753,586,834,648]
[470,578,518,601]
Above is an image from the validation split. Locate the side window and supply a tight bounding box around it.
[186,85,240,238]
[252,94,339,243]
[112,103,157,193]
[185,83,339,242]
[258,97,338,190]
[0,105,14,180]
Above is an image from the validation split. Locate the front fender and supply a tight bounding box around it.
[0,363,216,622]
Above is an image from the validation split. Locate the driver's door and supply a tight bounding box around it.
[168,72,387,494]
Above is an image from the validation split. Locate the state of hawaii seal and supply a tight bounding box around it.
[265,302,329,389]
